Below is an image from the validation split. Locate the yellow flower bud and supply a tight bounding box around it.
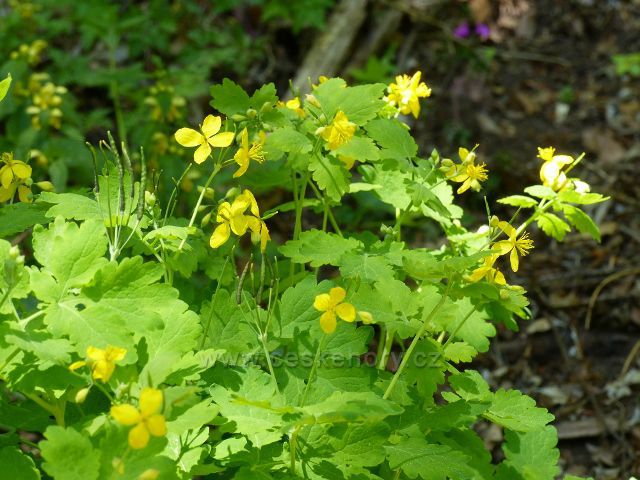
[75,387,90,404]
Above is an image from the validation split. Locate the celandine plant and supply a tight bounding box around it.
[0,71,607,479]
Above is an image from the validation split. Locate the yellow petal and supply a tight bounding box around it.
[139,469,160,480]
[18,185,32,203]
[494,270,506,285]
[111,404,141,426]
[229,213,249,236]
[0,167,14,189]
[12,162,32,180]
[193,142,212,164]
[128,423,150,449]
[493,240,513,256]
[239,127,249,149]
[233,152,249,178]
[210,222,231,248]
[496,221,516,238]
[260,222,270,252]
[208,131,234,148]
[313,293,331,312]
[329,287,346,304]
[105,346,127,362]
[320,311,337,334]
[510,249,519,272]
[86,346,106,362]
[69,360,86,371]
[0,185,15,202]
[139,388,163,416]
[335,302,356,322]
[92,359,115,382]
[457,179,471,194]
[174,128,203,147]
[201,114,221,138]
[241,189,260,217]
[145,414,167,437]
[216,202,232,222]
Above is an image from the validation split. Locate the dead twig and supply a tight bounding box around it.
[585,266,640,329]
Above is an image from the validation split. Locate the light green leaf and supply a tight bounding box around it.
[264,127,312,156]
[563,205,600,241]
[498,195,538,208]
[334,136,380,162]
[0,202,50,238]
[494,426,560,480]
[385,437,475,479]
[39,192,100,221]
[274,275,331,339]
[308,154,350,202]
[314,80,386,124]
[210,78,250,116]
[0,73,11,102]
[279,229,362,267]
[40,426,101,480]
[558,189,608,205]
[339,252,394,283]
[536,212,571,241]
[444,341,477,363]
[365,118,418,159]
[524,185,556,199]
[484,389,555,432]
[446,298,495,352]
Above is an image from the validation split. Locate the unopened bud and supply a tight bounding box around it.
[305,94,320,108]
[225,187,240,199]
[231,114,246,122]
[8,246,20,259]
[201,212,212,227]
[260,101,273,113]
[145,191,156,207]
[35,181,54,192]
[75,387,90,404]
[246,108,257,119]
[499,289,510,300]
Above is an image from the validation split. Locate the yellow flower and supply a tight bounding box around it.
[0,181,31,203]
[110,387,167,450]
[313,287,356,334]
[174,114,234,164]
[320,110,356,150]
[278,97,305,117]
[210,189,269,252]
[338,155,356,170]
[69,345,127,383]
[537,146,574,191]
[492,221,534,272]
[233,128,266,178]
[466,255,506,285]
[445,147,488,194]
[385,71,432,118]
[0,153,32,189]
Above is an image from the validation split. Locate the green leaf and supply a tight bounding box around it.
[334,136,380,162]
[40,426,101,480]
[494,426,560,480]
[39,192,99,221]
[536,212,571,241]
[249,83,278,109]
[308,154,350,202]
[0,202,50,238]
[498,195,538,208]
[365,118,418,160]
[385,437,475,479]
[444,341,477,363]
[300,391,403,422]
[0,447,39,480]
[0,73,11,102]
[446,298,495,353]
[279,230,362,267]
[31,218,108,301]
[558,189,608,205]
[264,127,312,157]
[524,185,556,199]
[314,81,386,124]
[563,205,600,241]
[210,78,250,116]
[274,275,330,340]
[339,252,394,283]
[360,163,412,209]
[484,389,555,432]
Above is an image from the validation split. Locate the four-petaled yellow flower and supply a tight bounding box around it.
[210,189,269,252]
[385,71,432,118]
[466,255,506,285]
[233,128,266,178]
[0,153,32,203]
[278,97,305,117]
[110,387,167,450]
[492,221,534,272]
[174,114,234,164]
[69,345,127,383]
[313,287,356,334]
[320,111,356,150]
[444,147,488,194]
[537,146,574,191]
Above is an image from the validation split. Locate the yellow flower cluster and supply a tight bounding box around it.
[210,189,270,252]
[319,110,356,150]
[24,73,67,129]
[537,147,589,192]
[69,345,127,383]
[441,146,489,194]
[313,287,373,334]
[8,0,38,19]
[175,114,234,164]
[144,82,186,123]
[110,388,167,449]
[0,153,32,203]
[10,39,47,65]
[385,71,432,118]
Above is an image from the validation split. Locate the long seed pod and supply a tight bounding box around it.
[137,147,147,221]
[107,131,126,216]
[121,141,135,203]
[237,255,253,305]
[86,142,100,195]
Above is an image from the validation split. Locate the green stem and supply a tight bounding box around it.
[200,256,230,350]
[376,328,395,370]
[441,307,476,349]
[299,334,328,407]
[289,425,301,473]
[0,286,13,312]
[383,283,452,400]
[178,163,221,251]
[260,333,277,386]
[25,393,65,427]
